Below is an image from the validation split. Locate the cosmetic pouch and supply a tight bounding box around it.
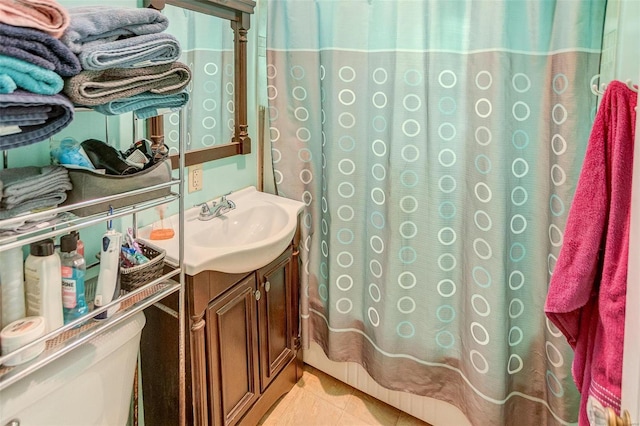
[62,159,172,216]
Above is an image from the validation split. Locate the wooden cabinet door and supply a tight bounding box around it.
[206,274,260,426]
[256,247,295,392]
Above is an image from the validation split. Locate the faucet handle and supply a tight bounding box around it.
[196,202,211,214]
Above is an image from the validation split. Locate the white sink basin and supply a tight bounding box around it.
[139,186,305,275]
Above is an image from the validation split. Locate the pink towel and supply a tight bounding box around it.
[545,80,637,425]
[0,0,69,39]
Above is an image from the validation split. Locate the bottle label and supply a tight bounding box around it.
[24,265,42,316]
[62,277,77,309]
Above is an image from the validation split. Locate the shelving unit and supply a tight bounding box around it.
[0,109,187,424]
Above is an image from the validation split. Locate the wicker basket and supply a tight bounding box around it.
[120,241,166,292]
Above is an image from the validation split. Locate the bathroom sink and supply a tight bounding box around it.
[139,186,305,275]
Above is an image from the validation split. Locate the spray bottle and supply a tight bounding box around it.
[94,213,121,320]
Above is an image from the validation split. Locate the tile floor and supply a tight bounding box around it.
[258,364,433,426]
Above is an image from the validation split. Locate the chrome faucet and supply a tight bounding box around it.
[196,193,236,221]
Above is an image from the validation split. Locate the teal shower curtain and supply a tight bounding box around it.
[266,1,606,425]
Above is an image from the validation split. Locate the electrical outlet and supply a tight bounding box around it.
[188,164,203,193]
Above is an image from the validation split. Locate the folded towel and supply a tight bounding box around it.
[0,192,66,219]
[0,210,58,231]
[0,23,81,77]
[0,105,50,125]
[79,32,181,71]
[1,118,46,127]
[0,211,67,236]
[0,164,68,190]
[61,7,168,54]
[1,165,72,208]
[0,0,69,38]
[93,90,189,119]
[0,73,16,93]
[0,90,74,150]
[63,62,191,106]
[0,165,71,220]
[0,54,64,95]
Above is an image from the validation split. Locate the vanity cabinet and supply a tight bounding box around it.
[207,273,260,426]
[140,242,301,426]
[256,249,295,392]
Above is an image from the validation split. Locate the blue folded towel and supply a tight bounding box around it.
[0,55,64,95]
[93,90,189,119]
[79,32,181,71]
[61,7,169,54]
[0,90,74,150]
[0,23,81,77]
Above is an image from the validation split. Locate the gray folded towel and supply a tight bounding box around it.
[0,91,74,150]
[1,165,72,209]
[0,211,59,231]
[0,105,51,123]
[0,192,68,219]
[0,23,81,77]
[79,32,181,70]
[63,62,192,106]
[62,7,169,54]
[0,165,71,219]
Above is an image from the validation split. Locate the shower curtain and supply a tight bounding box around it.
[266,1,606,425]
[161,5,235,153]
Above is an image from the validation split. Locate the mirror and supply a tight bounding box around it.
[144,0,255,168]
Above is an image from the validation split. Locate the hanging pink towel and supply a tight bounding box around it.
[545,80,637,425]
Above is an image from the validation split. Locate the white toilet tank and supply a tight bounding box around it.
[0,311,146,426]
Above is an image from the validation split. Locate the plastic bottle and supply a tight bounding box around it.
[71,230,85,257]
[94,225,122,320]
[24,239,63,333]
[60,234,88,324]
[0,246,26,328]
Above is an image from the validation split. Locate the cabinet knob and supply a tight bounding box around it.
[254,289,261,301]
[264,280,271,293]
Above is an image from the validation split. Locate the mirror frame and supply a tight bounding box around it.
[144,0,256,168]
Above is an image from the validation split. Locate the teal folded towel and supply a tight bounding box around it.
[0,74,16,93]
[93,90,189,119]
[0,55,63,95]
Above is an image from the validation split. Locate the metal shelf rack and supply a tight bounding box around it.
[0,109,187,424]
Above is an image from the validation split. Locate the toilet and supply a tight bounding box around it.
[0,311,146,426]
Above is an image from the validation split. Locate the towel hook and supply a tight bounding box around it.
[590,75,638,96]
[624,79,638,93]
[590,74,605,96]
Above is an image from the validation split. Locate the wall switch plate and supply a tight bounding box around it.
[188,164,203,193]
